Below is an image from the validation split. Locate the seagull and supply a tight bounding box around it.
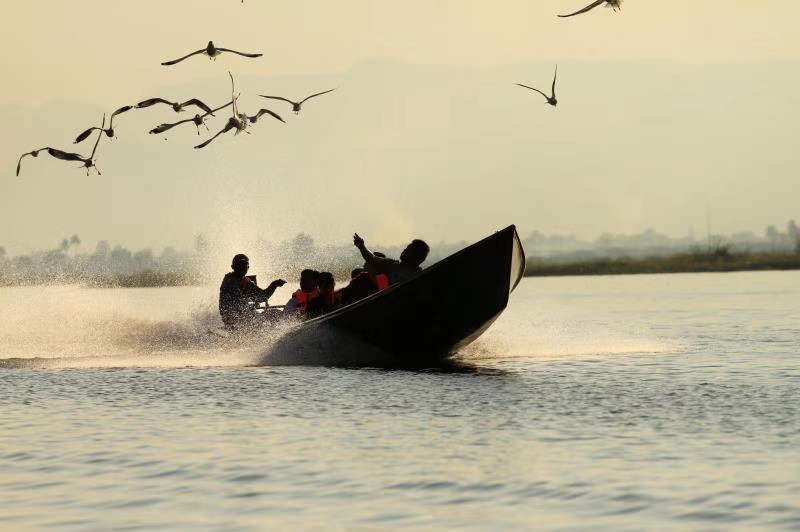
[258,88,337,115]
[74,105,133,143]
[194,107,283,148]
[135,97,214,114]
[161,41,262,66]
[149,100,233,135]
[195,73,247,149]
[194,73,285,149]
[516,65,558,106]
[193,114,245,149]
[558,0,622,18]
[18,116,106,176]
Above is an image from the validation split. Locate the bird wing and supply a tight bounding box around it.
[299,88,337,104]
[110,105,133,128]
[161,49,205,66]
[551,65,558,97]
[249,109,285,124]
[135,97,173,109]
[74,127,100,144]
[112,105,133,118]
[258,95,296,105]
[149,117,194,135]
[558,0,606,18]
[46,148,84,162]
[205,100,234,117]
[216,48,263,58]
[181,99,213,114]
[89,114,106,159]
[516,84,550,100]
[194,121,236,149]
[16,149,46,176]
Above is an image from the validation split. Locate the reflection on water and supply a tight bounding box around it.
[1,272,799,530]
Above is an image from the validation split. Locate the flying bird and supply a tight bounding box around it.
[149,100,233,136]
[135,97,214,114]
[18,116,107,176]
[516,65,558,107]
[258,88,337,115]
[194,73,247,149]
[161,41,262,66]
[194,106,284,148]
[558,0,622,18]
[73,105,133,143]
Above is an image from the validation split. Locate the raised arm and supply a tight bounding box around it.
[353,233,393,268]
[353,233,374,264]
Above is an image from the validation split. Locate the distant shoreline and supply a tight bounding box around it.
[525,251,800,277]
[3,252,800,287]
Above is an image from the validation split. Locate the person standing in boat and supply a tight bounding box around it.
[219,254,286,330]
[352,234,430,285]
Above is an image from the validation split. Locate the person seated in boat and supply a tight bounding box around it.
[337,268,373,306]
[284,269,320,315]
[219,254,287,330]
[353,233,430,285]
[336,253,389,307]
[306,272,337,318]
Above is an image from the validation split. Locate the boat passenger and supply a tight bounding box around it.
[284,269,320,315]
[337,269,374,306]
[219,254,286,330]
[353,233,430,285]
[307,271,337,318]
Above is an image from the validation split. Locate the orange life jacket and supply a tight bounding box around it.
[292,288,319,313]
[375,274,390,291]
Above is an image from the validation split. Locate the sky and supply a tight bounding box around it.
[1,1,799,256]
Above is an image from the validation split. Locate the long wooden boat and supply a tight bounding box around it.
[263,225,526,368]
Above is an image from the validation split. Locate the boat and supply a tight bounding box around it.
[261,225,526,368]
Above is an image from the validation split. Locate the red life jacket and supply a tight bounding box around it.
[375,274,390,291]
[292,288,319,313]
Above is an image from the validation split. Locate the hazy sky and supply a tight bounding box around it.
[2,1,799,256]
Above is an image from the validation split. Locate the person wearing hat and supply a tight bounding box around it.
[219,254,286,330]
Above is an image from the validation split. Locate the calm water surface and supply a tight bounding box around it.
[1,272,799,531]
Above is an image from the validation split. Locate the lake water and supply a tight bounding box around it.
[1,272,799,530]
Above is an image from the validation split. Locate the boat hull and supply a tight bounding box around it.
[263,225,525,368]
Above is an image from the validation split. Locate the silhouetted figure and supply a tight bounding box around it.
[337,269,374,306]
[307,272,337,318]
[353,234,429,285]
[161,41,262,66]
[558,0,622,18]
[219,254,286,330]
[284,269,320,315]
[258,88,337,115]
[74,105,133,143]
[517,65,558,107]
